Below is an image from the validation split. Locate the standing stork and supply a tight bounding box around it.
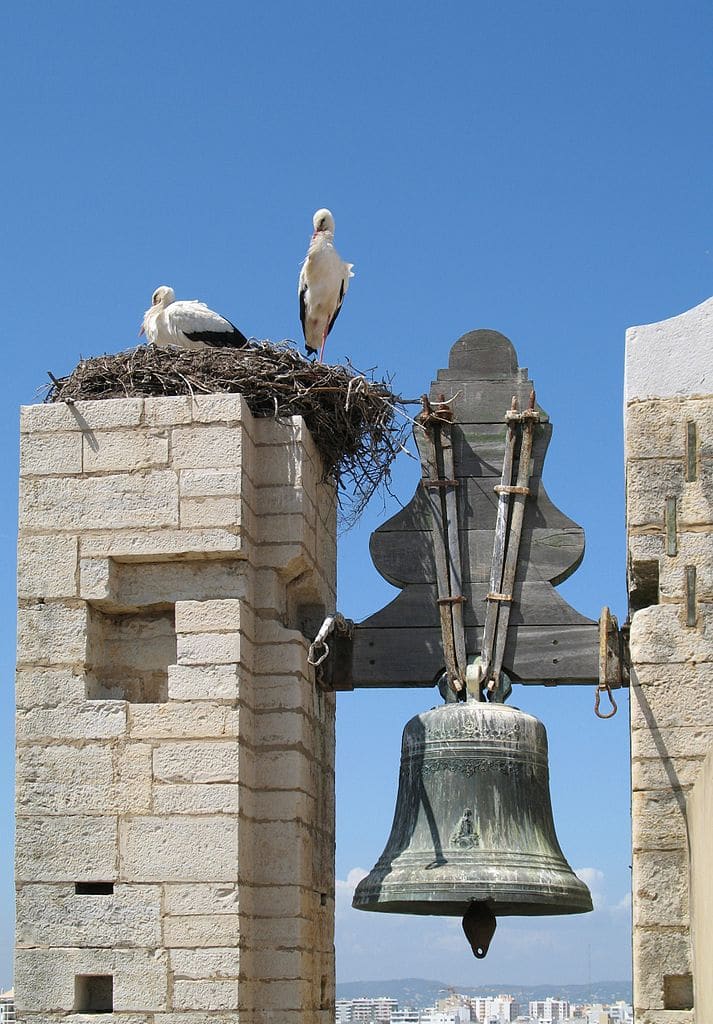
[298,208,353,361]
[139,286,249,350]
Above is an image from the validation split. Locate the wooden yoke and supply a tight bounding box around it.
[327,329,625,692]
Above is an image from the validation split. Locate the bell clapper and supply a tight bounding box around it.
[462,902,497,959]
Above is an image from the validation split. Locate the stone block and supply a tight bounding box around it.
[629,604,713,664]
[119,816,238,882]
[128,702,236,739]
[17,701,126,741]
[255,484,312,517]
[16,882,162,947]
[250,821,312,886]
[16,744,113,815]
[248,979,314,1011]
[250,788,316,823]
[154,783,240,815]
[20,398,144,434]
[254,709,312,747]
[633,928,691,1009]
[633,849,689,928]
[20,432,83,475]
[175,598,251,635]
[15,667,85,709]
[253,639,308,676]
[114,743,153,813]
[169,947,240,979]
[631,756,706,791]
[20,471,178,531]
[167,664,241,701]
[625,397,713,459]
[251,674,315,712]
[252,568,285,617]
[632,790,688,851]
[180,496,243,529]
[626,460,685,529]
[172,980,240,1010]
[144,395,192,426]
[257,749,319,794]
[152,741,240,784]
[162,913,241,948]
[83,428,169,472]
[630,663,713,730]
[177,631,251,666]
[171,426,243,469]
[79,527,244,560]
[17,602,87,666]
[657,533,713,602]
[163,882,240,916]
[631,725,713,761]
[16,815,117,882]
[191,393,252,427]
[15,946,167,1012]
[179,468,243,498]
[79,557,113,601]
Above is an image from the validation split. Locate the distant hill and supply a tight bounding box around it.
[335,978,632,1008]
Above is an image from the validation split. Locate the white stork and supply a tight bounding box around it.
[139,286,249,350]
[298,208,353,361]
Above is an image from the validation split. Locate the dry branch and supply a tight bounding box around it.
[44,342,409,525]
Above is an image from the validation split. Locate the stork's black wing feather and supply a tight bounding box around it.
[299,283,307,340]
[327,278,346,337]
[184,322,249,349]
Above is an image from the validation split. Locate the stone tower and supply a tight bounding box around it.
[626,296,713,1022]
[15,393,336,1022]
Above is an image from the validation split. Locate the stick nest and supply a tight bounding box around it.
[45,343,410,525]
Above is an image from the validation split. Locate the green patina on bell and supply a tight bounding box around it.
[353,700,592,957]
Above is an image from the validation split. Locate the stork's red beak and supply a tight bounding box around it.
[138,324,145,338]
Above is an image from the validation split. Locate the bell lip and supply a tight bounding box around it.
[352,896,593,917]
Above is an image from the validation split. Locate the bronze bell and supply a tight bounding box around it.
[353,699,592,957]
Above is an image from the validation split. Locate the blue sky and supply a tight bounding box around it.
[1,0,712,989]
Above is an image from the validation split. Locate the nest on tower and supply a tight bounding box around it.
[44,342,410,525]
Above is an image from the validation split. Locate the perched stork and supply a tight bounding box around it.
[139,286,249,350]
[298,208,353,361]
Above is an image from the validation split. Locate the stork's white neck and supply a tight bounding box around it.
[308,230,335,256]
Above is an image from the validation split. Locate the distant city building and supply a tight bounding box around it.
[336,997,399,1022]
[391,1010,420,1024]
[0,991,16,1024]
[528,998,569,1022]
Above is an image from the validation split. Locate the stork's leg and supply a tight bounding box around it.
[318,328,327,363]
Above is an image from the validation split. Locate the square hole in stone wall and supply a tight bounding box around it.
[663,973,693,1010]
[74,975,113,1013]
[86,604,176,703]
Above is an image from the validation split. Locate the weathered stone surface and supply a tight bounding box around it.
[17,701,126,741]
[625,397,713,459]
[20,398,144,433]
[17,602,87,666]
[175,598,250,634]
[180,496,244,529]
[16,882,162,946]
[163,882,240,916]
[632,790,689,851]
[83,428,169,472]
[15,667,85,709]
[167,664,241,701]
[15,945,168,1012]
[20,432,83,475]
[633,849,689,927]
[191,393,252,427]
[16,815,117,882]
[177,631,250,666]
[629,604,713,664]
[16,744,113,814]
[172,426,243,469]
[169,946,240,978]
[162,913,241,947]
[154,783,240,815]
[152,742,240,784]
[119,816,238,881]
[20,471,179,530]
[632,928,691,1008]
[128,702,238,738]
[630,663,713,729]
[144,395,192,426]
[172,980,240,1010]
[79,527,244,560]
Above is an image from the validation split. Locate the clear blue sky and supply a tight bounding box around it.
[1,0,712,990]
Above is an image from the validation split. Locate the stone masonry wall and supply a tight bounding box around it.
[15,394,337,1024]
[625,296,713,1024]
